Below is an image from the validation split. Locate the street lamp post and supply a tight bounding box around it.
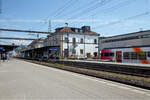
[67,33,69,59]
[98,37,101,59]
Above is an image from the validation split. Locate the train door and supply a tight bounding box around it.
[116,51,122,63]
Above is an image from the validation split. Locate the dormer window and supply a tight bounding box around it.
[75,29,78,33]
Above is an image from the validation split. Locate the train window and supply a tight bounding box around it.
[148,52,150,57]
[101,53,114,57]
[104,53,109,56]
[138,52,147,60]
[123,52,130,59]
[110,53,114,56]
[131,52,138,59]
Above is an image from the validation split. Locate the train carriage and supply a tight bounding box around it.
[100,46,150,64]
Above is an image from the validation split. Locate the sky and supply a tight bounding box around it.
[0,0,150,45]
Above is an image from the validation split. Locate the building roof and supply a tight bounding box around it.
[84,31,98,35]
[104,30,150,39]
[60,27,74,33]
[55,26,99,35]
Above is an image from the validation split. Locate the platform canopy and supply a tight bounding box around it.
[0,44,18,53]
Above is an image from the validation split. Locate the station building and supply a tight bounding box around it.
[21,26,100,59]
[43,26,100,59]
[20,38,45,59]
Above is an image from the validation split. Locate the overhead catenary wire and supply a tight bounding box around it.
[93,11,150,29]
[53,0,113,30]
[33,0,118,31]
[52,0,113,29]
[48,0,98,29]
[89,0,137,18]
[67,0,114,20]
[45,0,76,20]
[60,0,98,19]
[38,0,79,32]
[53,0,79,18]
[51,0,137,30]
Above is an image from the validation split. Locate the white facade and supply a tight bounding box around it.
[62,33,99,58]
[43,26,100,59]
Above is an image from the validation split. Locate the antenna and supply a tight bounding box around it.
[65,22,69,27]
[48,20,51,32]
[37,34,39,39]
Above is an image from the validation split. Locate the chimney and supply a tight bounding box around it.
[81,26,91,33]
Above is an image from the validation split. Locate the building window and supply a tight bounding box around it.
[148,52,150,57]
[72,38,76,44]
[123,52,130,59]
[80,49,83,55]
[80,38,84,43]
[110,53,114,56]
[55,38,58,44]
[138,52,147,60]
[65,37,68,43]
[141,35,150,38]
[124,52,147,60]
[72,49,76,54]
[75,29,78,33]
[104,53,109,56]
[78,29,81,33]
[87,53,91,58]
[131,52,138,59]
[94,52,97,57]
[94,39,97,44]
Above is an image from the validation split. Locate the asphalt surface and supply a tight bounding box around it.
[0,59,150,100]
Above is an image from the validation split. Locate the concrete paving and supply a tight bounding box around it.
[0,59,150,100]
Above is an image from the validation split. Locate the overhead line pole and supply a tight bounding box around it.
[48,20,51,32]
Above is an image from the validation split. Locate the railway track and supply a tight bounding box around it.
[20,58,150,78]
[56,61,150,78]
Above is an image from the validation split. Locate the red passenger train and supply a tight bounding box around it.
[100,46,150,64]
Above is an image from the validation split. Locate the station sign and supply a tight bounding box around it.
[0,47,4,50]
[64,49,68,52]
[49,48,59,51]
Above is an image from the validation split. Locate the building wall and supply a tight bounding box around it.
[101,31,150,49]
[43,34,60,47]
[28,39,44,49]
[62,33,98,58]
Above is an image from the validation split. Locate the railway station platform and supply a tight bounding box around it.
[0,59,150,100]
